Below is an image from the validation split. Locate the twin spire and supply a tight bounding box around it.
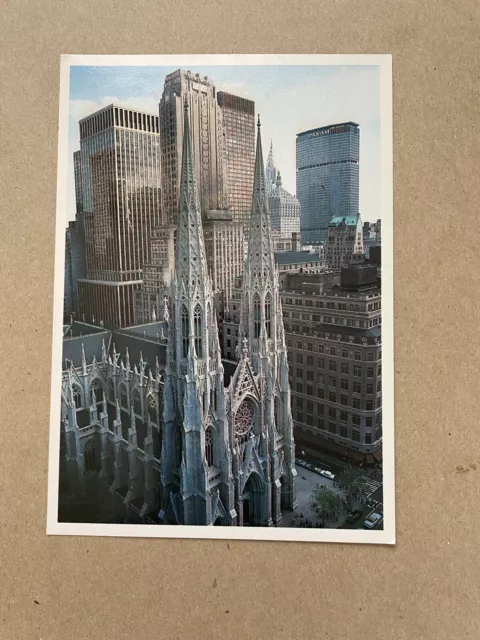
[176,100,209,290]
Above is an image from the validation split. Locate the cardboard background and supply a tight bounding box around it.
[1,1,479,638]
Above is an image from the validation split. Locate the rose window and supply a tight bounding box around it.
[235,399,254,437]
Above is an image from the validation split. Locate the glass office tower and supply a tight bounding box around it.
[296,122,360,245]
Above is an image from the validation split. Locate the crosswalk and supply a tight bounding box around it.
[353,476,382,497]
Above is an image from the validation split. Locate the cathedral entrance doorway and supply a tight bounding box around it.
[242,473,262,526]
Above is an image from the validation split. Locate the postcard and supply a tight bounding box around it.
[47,54,394,543]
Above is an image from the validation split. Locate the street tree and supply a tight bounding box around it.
[310,484,342,522]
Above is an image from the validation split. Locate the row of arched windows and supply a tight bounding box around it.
[69,380,157,423]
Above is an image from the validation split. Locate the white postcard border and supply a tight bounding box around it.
[47,53,394,544]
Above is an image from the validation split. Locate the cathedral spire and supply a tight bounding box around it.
[238,115,278,365]
[175,99,209,290]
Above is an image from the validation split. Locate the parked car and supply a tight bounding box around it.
[363,512,383,529]
[318,469,335,481]
[346,509,362,524]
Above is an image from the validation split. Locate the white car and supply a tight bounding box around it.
[363,512,383,529]
[316,469,335,481]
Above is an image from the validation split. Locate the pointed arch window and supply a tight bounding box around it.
[265,293,271,338]
[91,379,103,405]
[205,426,214,467]
[253,294,261,339]
[72,385,82,410]
[194,304,203,358]
[181,305,189,358]
[133,389,142,417]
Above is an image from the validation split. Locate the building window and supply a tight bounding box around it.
[317,388,324,399]
[194,304,203,358]
[307,343,313,351]
[341,363,349,374]
[297,353,303,363]
[317,373,324,384]
[352,430,360,442]
[329,347,336,356]
[287,339,292,347]
[306,385,313,396]
[354,351,361,361]
[72,385,82,409]
[329,361,336,372]
[340,426,348,438]
[341,349,348,358]
[377,381,381,393]
[352,415,361,427]
[317,403,324,415]
[365,433,372,444]
[253,294,261,338]
[296,383,303,393]
[181,305,189,358]
[297,411,304,422]
[353,365,362,377]
[265,293,271,338]
[318,344,325,353]
[340,379,349,391]
[340,395,348,406]
[377,365,382,376]
[366,417,373,427]
[328,391,336,403]
[296,368,303,378]
[297,397,304,409]
[328,376,336,387]
[307,401,314,413]
[296,341,302,349]
[367,367,374,378]
[317,418,325,430]
[318,358,325,368]
[367,352,374,361]
[205,426,214,466]
[367,384,374,395]
[353,382,361,394]
[328,407,336,419]
[353,398,361,409]
[307,356,314,366]
[328,422,336,434]
[340,411,348,423]
[306,369,314,381]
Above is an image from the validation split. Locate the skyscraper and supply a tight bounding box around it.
[217,91,256,228]
[159,69,228,225]
[267,171,301,240]
[296,122,360,245]
[75,104,162,328]
[265,140,277,193]
[160,104,296,526]
[159,70,247,305]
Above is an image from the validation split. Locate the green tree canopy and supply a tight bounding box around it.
[310,484,342,519]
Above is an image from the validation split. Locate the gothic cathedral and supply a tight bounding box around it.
[160,102,297,526]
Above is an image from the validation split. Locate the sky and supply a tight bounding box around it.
[66,63,382,223]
